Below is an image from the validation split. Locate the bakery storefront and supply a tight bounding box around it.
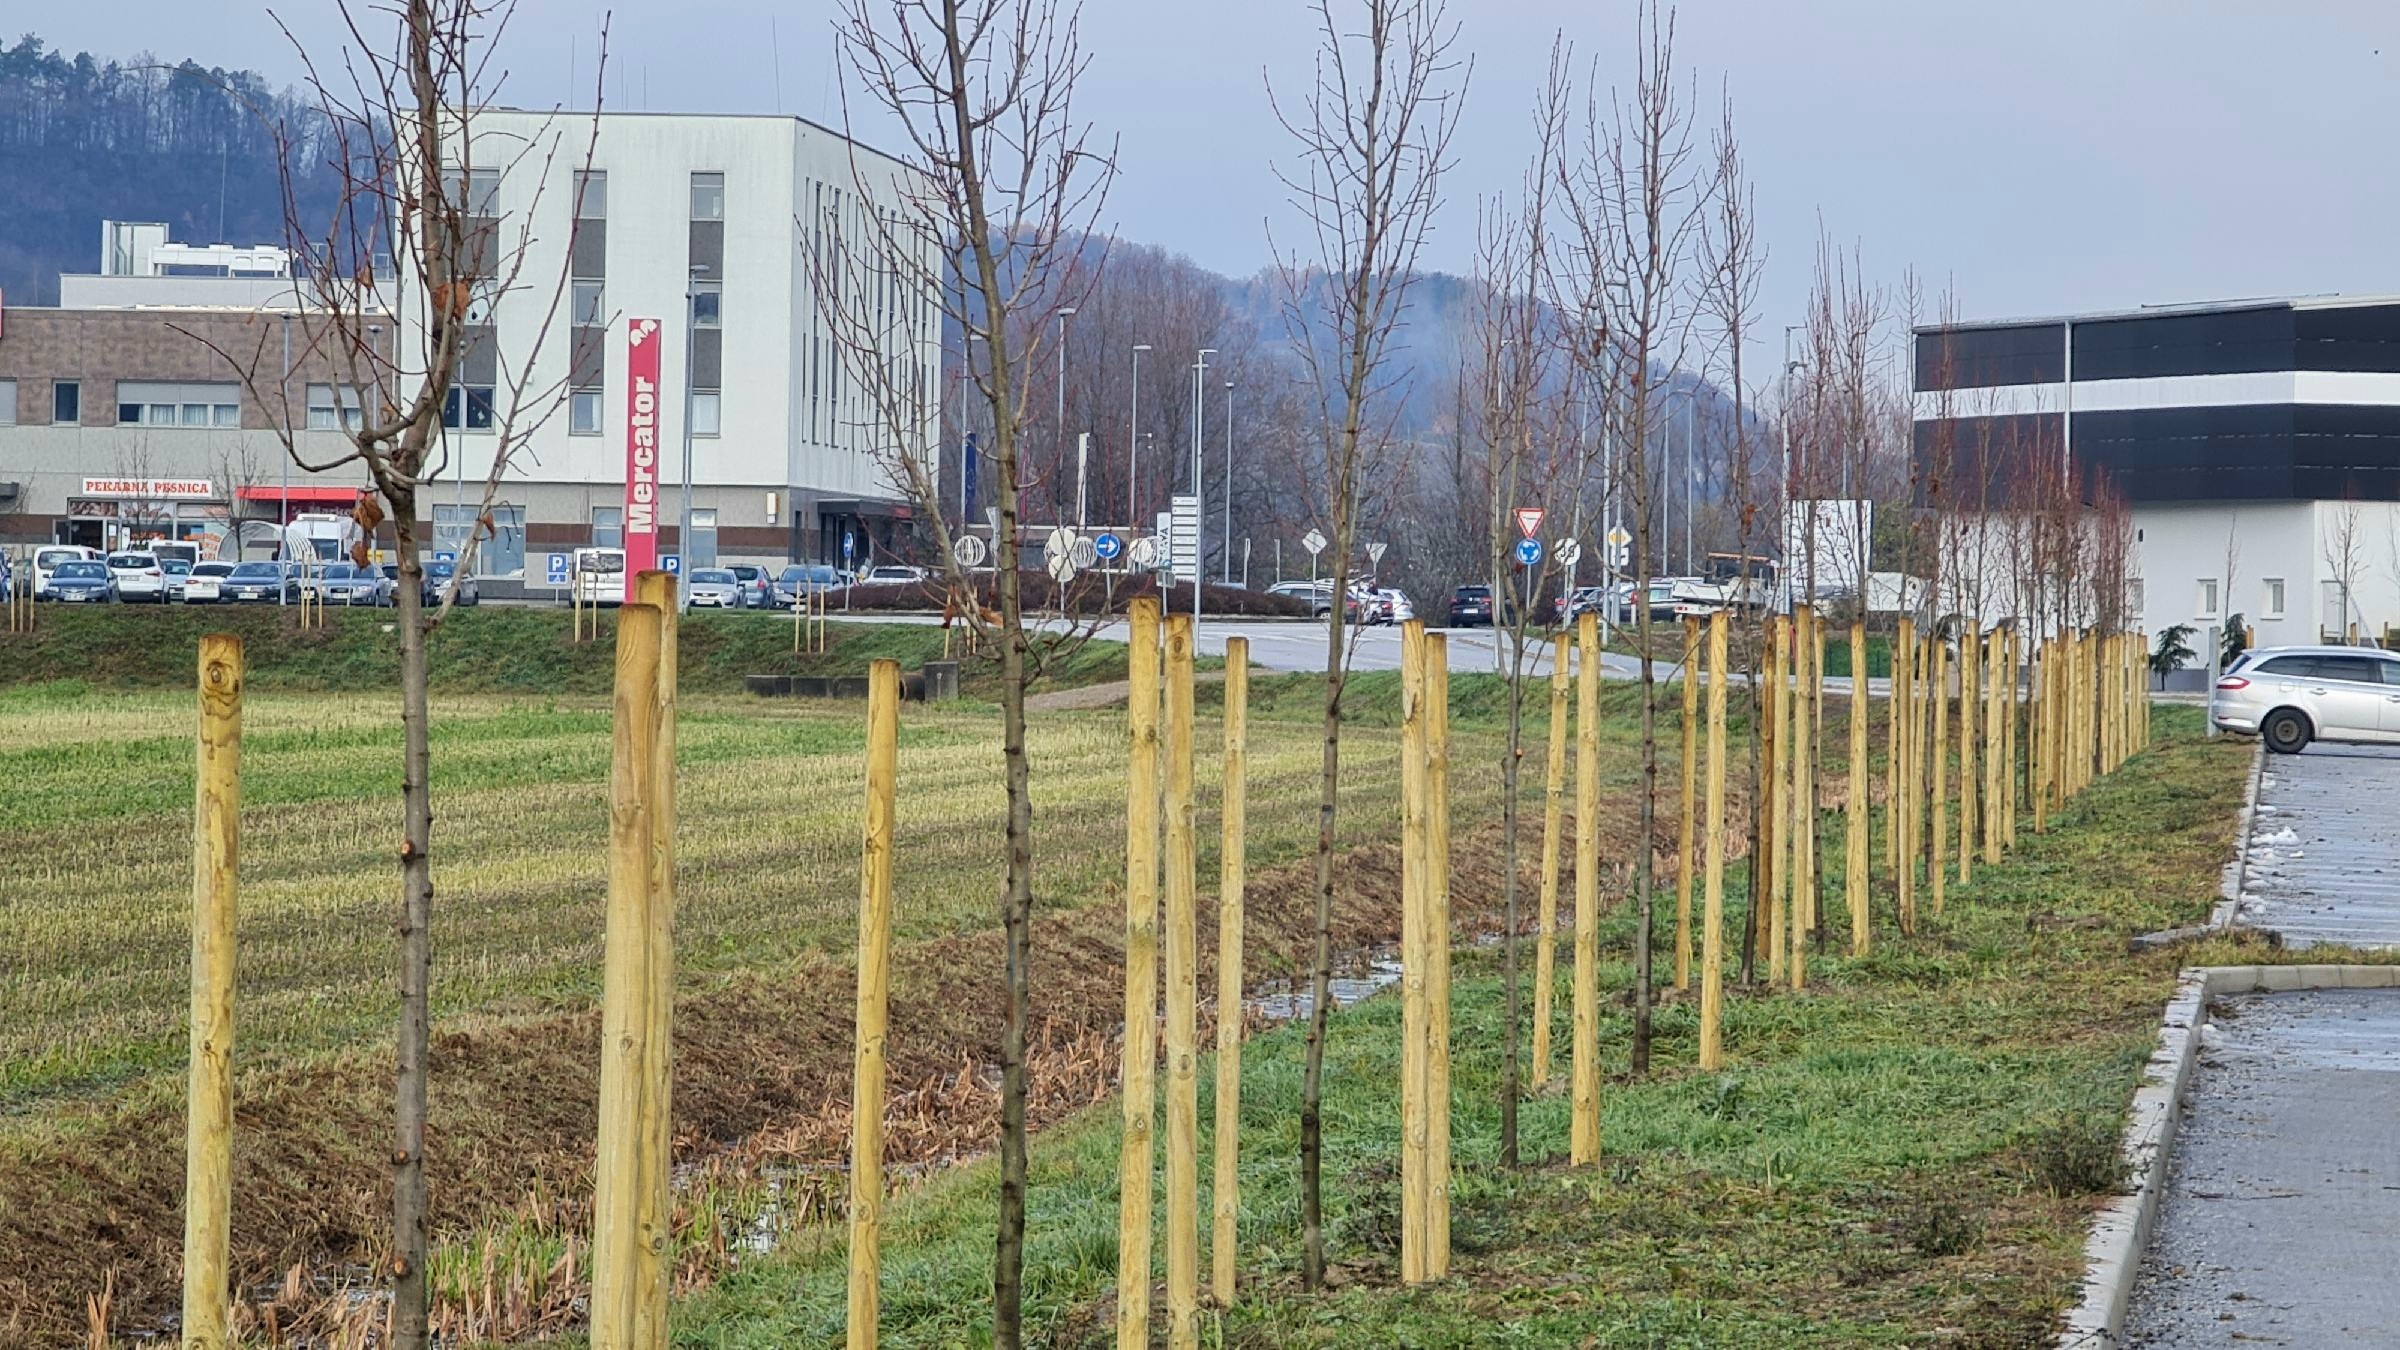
[63,477,231,556]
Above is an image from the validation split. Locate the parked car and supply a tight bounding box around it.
[420,559,481,607]
[306,562,391,607]
[1448,585,1496,627]
[40,560,116,603]
[183,562,236,604]
[160,557,197,601]
[1375,589,1415,625]
[725,564,776,609]
[34,545,101,594]
[2212,645,2400,753]
[105,551,169,604]
[682,568,746,609]
[774,563,845,608]
[221,561,298,603]
[861,563,930,585]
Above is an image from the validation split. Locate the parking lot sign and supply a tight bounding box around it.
[545,552,570,585]
[433,550,457,566]
[662,554,681,575]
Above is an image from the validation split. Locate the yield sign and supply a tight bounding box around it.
[1513,506,1546,540]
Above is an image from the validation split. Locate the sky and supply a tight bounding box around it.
[40,0,2400,355]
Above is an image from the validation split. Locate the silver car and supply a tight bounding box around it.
[2212,645,2400,753]
[683,568,745,609]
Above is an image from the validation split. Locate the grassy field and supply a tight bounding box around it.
[671,710,2258,1347]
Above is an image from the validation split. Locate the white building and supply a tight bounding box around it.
[1914,296,2400,658]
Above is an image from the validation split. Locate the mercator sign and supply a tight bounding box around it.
[624,317,663,601]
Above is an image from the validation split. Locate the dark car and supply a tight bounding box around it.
[773,563,844,608]
[222,561,298,603]
[420,559,480,607]
[1449,585,1495,627]
[41,560,115,603]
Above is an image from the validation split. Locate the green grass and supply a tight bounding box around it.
[668,710,2252,1347]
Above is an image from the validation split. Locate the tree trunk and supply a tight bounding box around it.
[1498,622,1523,1167]
[388,489,433,1349]
[1631,464,1656,1075]
[993,456,1032,1349]
[1300,557,1347,1290]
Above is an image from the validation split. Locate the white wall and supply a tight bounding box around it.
[2130,502,2316,647]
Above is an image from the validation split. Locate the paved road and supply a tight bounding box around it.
[2234,745,2400,948]
[2125,988,2400,1347]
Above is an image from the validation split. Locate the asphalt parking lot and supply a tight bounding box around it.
[2232,745,2400,948]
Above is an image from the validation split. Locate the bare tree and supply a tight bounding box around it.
[1559,0,1706,1072]
[825,1,1113,1341]
[2324,497,2367,641]
[186,4,598,1340]
[1269,0,1465,1287]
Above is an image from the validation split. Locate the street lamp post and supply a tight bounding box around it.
[1128,343,1150,533]
[1221,378,1235,586]
[1055,306,1075,527]
[1191,348,1215,621]
[684,263,710,572]
[956,331,983,534]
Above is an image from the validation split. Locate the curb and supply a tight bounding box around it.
[2207,740,2266,932]
[2056,962,2400,1346]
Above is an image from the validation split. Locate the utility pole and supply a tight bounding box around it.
[1129,343,1151,530]
[1191,349,1215,623]
[1055,306,1076,525]
[1221,379,1235,586]
[683,263,709,570]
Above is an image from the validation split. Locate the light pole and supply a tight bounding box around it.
[1221,378,1235,586]
[956,330,983,534]
[1191,348,1215,621]
[1055,306,1075,525]
[683,263,709,571]
[1781,321,1802,610]
[1128,343,1150,531]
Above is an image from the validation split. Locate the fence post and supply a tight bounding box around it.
[1958,628,1978,887]
[1398,619,1431,1281]
[846,659,901,1348]
[1790,606,1815,989]
[182,633,243,1350]
[1116,598,1162,1349]
[591,602,662,1350]
[1895,619,1917,936]
[1211,637,1249,1304]
[632,570,678,1349]
[1162,614,1200,1348]
[1845,621,1869,956]
[1571,613,1601,1166]
[2004,630,2021,847]
[1767,615,1788,984]
[1424,634,1452,1279]
[2031,639,2048,834]
[1676,617,1699,991]
[1531,636,1569,1086]
[1699,611,1730,1070]
[1984,633,2005,866]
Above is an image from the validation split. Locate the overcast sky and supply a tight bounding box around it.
[41,1,2400,349]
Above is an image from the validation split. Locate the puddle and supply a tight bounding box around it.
[1247,956,1403,1021]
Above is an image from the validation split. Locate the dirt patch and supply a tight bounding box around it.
[0,796,1685,1346]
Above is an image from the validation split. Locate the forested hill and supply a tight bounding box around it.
[0,36,342,303]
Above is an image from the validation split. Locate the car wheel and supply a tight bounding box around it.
[2263,708,2312,755]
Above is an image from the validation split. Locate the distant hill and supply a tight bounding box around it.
[0,36,342,303]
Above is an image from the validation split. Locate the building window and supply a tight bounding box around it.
[691,390,721,437]
[436,502,524,576]
[2196,578,2219,618]
[688,507,718,568]
[449,165,500,216]
[0,378,16,425]
[691,171,724,221]
[307,385,365,432]
[573,170,607,219]
[116,382,239,428]
[570,388,603,435]
[2262,577,2286,619]
[52,380,80,424]
[591,506,623,549]
[443,384,496,431]
[572,279,606,327]
[691,280,721,328]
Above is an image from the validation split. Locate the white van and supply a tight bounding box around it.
[33,545,101,594]
[571,547,628,606]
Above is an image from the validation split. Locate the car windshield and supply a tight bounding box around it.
[320,564,355,579]
[230,563,280,578]
[1457,586,1490,598]
[38,549,87,568]
[195,564,233,576]
[730,567,761,580]
[581,552,625,573]
[56,562,105,578]
[426,561,455,579]
[689,570,735,583]
[107,554,154,568]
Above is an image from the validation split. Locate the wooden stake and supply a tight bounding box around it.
[1845,622,1869,956]
[2003,629,2020,848]
[1211,637,1248,1304]
[1957,628,1978,888]
[1116,599,1162,1349]
[182,633,243,1350]
[1895,619,1918,935]
[1983,632,2004,867]
[1163,615,1200,1347]
[1698,612,1730,1070]
[1930,636,1949,916]
[1399,620,1432,1277]
[592,602,662,1350]
[1424,635,1453,1279]
[1676,617,1699,991]
[632,571,679,1350]
[846,659,901,1349]
[1790,605,1815,989]
[1767,615,1788,985]
[2030,640,2048,834]
[1570,613,1601,1165]
[1531,636,1569,1086]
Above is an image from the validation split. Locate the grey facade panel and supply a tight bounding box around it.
[688,220,724,276]
[694,328,722,388]
[1914,323,2065,391]
[570,221,607,280]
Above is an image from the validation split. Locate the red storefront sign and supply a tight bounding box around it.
[623,316,663,601]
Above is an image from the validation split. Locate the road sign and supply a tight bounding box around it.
[545,552,570,585]
[1093,531,1125,561]
[433,550,458,565]
[1611,542,1631,570]
[1044,525,1077,561]
[842,531,856,560]
[1514,537,1543,566]
[953,534,989,567]
[1513,506,1546,539]
[1069,537,1098,569]
[1128,536,1160,567]
[1045,551,1078,584]
[1605,525,1632,551]
[1365,540,1388,567]
[1554,537,1583,568]
[662,554,681,575]
[1300,528,1328,557]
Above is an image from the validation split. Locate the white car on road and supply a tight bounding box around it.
[2213,646,2400,753]
[104,551,169,604]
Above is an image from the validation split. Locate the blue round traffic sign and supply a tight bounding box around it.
[1514,537,1543,566]
[1094,531,1124,561]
